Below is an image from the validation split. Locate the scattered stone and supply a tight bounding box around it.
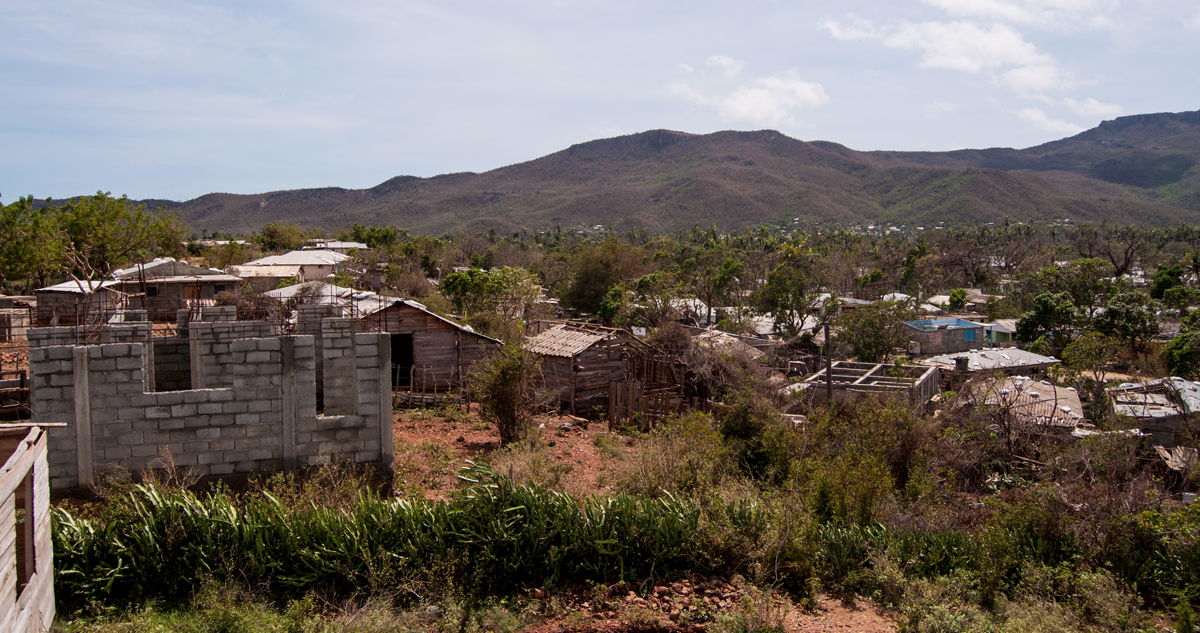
[654,586,669,595]
[424,605,443,619]
[531,588,545,599]
[455,436,465,443]
[558,422,573,431]
[547,440,556,447]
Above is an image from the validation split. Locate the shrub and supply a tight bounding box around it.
[467,343,548,444]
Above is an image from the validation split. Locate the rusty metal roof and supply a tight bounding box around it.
[524,323,609,357]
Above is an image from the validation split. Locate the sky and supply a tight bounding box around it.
[2,0,1198,203]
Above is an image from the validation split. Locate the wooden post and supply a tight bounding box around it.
[824,323,833,402]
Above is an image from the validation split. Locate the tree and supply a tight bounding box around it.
[253,222,305,252]
[948,288,968,311]
[0,197,65,290]
[1095,291,1160,356]
[441,268,501,315]
[561,238,647,314]
[1164,311,1200,379]
[1016,291,1077,350]
[1062,332,1122,388]
[1150,263,1186,300]
[751,242,826,338]
[441,266,542,321]
[56,192,186,277]
[835,299,917,363]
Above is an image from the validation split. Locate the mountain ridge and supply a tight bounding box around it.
[40,109,1200,234]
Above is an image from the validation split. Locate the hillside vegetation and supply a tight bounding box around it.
[55,110,1200,235]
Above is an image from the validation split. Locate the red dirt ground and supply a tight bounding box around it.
[391,407,898,632]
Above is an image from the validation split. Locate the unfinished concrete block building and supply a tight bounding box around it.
[27,309,393,490]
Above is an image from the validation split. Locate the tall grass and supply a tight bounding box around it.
[53,462,763,614]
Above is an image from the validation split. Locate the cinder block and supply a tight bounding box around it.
[156,392,185,406]
[171,403,197,417]
[223,401,249,414]
[197,452,224,465]
[248,400,273,413]
[198,402,223,415]
[209,414,235,427]
[118,408,145,421]
[195,427,220,441]
[221,426,247,439]
[103,446,131,460]
[131,394,159,407]
[354,451,380,463]
[184,391,212,403]
[209,462,235,476]
[116,357,143,370]
[184,441,210,454]
[130,444,160,458]
[117,432,143,445]
[247,424,277,438]
[158,418,185,430]
[235,413,261,425]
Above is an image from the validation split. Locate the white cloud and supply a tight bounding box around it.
[882,21,1051,72]
[677,63,694,73]
[924,101,960,117]
[1187,13,1200,30]
[1063,97,1121,118]
[706,55,744,77]
[672,71,829,127]
[999,64,1077,95]
[820,13,880,40]
[1017,107,1084,133]
[919,0,1116,28]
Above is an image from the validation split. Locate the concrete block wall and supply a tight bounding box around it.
[298,305,342,406]
[153,339,191,391]
[28,324,393,491]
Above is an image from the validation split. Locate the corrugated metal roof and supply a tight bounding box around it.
[924,348,1058,370]
[524,324,608,357]
[228,265,303,278]
[979,376,1085,428]
[36,280,121,294]
[241,250,349,267]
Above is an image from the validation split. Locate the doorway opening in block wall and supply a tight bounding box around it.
[391,333,413,388]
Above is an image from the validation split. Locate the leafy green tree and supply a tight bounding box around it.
[1095,291,1160,356]
[835,299,917,363]
[948,288,968,311]
[0,196,65,290]
[1150,263,1186,300]
[253,222,305,252]
[56,192,184,278]
[1163,286,1200,316]
[561,238,647,314]
[440,268,506,315]
[1016,291,1077,349]
[1163,312,1200,379]
[441,266,542,321]
[349,224,401,249]
[1062,332,1122,387]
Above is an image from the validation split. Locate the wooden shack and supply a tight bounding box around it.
[359,298,502,391]
[0,426,54,631]
[525,322,659,415]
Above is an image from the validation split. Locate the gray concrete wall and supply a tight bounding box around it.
[28,318,392,490]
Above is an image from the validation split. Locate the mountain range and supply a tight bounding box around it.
[108,109,1200,234]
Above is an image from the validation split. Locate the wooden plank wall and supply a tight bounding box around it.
[0,427,54,632]
[365,304,500,391]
